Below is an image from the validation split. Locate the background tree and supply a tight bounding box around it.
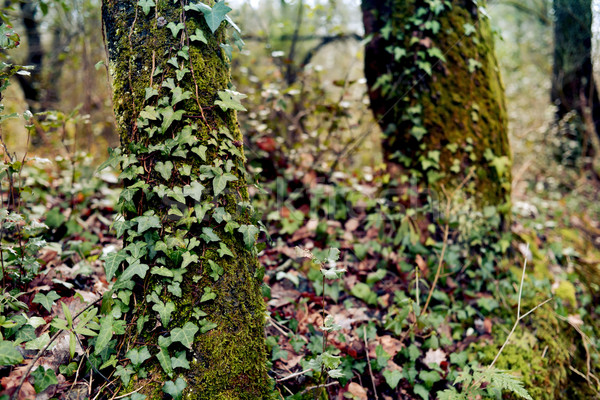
[551,0,600,156]
[101,1,272,398]
[362,0,511,229]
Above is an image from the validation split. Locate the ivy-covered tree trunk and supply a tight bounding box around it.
[551,0,600,144]
[101,1,272,399]
[362,0,511,227]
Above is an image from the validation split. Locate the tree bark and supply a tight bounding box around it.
[551,0,600,143]
[15,0,43,110]
[102,1,272,398]
[362,0,511,227]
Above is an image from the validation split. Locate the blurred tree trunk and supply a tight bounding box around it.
[551,0,600,147]
[362,0,511,228]
[102,1,272,398]
[15,0,43,111]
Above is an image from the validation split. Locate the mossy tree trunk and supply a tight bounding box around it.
[551,0,600,145]
[102,1,272,398]
[362,0,511,228]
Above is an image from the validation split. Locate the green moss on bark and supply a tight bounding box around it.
[102,1,273,398]
[362,0,511,223]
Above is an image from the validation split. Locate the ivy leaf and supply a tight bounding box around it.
[181,251,199,269]
[145,87,159,101]
[155,161,173,181]
[170,322,199,349]
[163,377,187,400]
[176,67,190,81]
[0,341,24,366]
[207,260,223,281]
[190,28,207,44]
[225,15,241,34]
[25,333,50,350]
[212,207,231,223]
[118,260,150,282]
[220,43,233,60]
[199,319,217,333]
[126,346,152,369]
[463,23,476,36]
[410,126,427,140]
[125,241,148,260]
[94,315,114,355]
[103,250,127,281]
[33,291,61,312]
[200,287,216,303]
[217,242,234,258]
[237,224,259,249]
[163,78,176,90]
[192,1,232,33]
[152,301,175,327]
[151,266,174,277]
[156,346,173,377]
[413,384,430,400]
[183,181,205,202]
[383,368,402,389]
[214,89,247,112]
[195,203,213,222]
[134,214,161,234]
[160,107,185,133]
[138,0,155,15]
[171,351,190,370]
[168,187,186,204]
[191,145,207,161]
[171,87,192,106]
[31,366,58,393]
[139,105,159,120]
[168,283,182,297]
[166,22,185,38]
[213,172,238,197]
[200,227,221,243]
[115,365,134,387]
[59,362,78,377]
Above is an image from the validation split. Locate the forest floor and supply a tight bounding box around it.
[0,146,599,400]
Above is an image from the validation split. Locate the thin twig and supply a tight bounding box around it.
[363,325,379,400]
[422,168,475,315]
[471,250,553,389]
[112,382,150,399]
[276,368,312,382]
[298,381,339,396]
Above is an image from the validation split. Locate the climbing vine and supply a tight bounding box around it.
[95,1,272,398]
[364,0,511,213]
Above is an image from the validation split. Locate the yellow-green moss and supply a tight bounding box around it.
[555,281,577,308]
[474,298,598,399]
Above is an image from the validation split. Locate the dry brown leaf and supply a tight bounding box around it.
[415,254,427,272]
[423,348,447,368]
[346,382,368,400]
[378,335,404,356]
[345,219,360,232]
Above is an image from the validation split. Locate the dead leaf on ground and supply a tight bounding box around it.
[423,348,447,368]
[345,382,368,400]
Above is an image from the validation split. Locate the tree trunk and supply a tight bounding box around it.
[362,0,511,227]
[15,0,43,110]
[102,1,272,398]
[551,0,600,148]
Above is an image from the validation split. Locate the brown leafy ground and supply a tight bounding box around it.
[1,161,599,400]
